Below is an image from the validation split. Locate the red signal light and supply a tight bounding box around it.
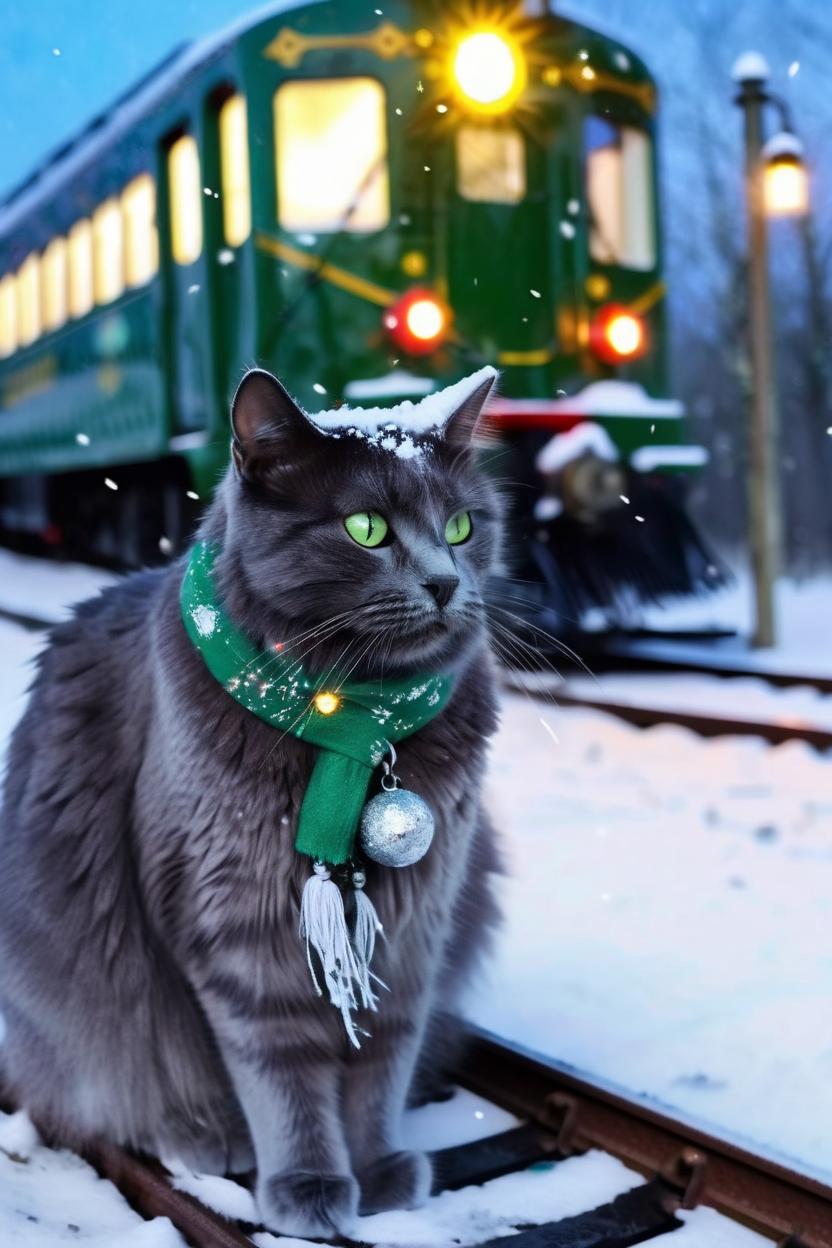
[383,288,449,356]
[590,304,648,364]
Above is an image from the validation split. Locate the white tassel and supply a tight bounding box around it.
[299,862,362,1048]
[351,870,387,1012]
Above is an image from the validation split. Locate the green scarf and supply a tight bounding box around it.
[180,541,454,867]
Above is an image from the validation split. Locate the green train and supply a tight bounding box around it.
[0,0,716,626]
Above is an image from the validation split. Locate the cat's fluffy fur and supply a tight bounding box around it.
[0,369,503,1238]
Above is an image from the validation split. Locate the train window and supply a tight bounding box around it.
[16,253,41,347]
[122,175,158,287]
[274,78,390,233]
[93,198,124,305]
[585,117,656,270]
[219,94,251,247]
[42,237,68,332]
[68,219,94,318]
[168,135,203,265]
[456,126,525,203]
[0,275,17,357]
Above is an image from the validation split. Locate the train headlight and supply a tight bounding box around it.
[383,288,449,355]
[590,304,648,364]
[453,31,526,113]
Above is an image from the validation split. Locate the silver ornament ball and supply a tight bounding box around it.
[359,787,435,868]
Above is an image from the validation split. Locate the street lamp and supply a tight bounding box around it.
[762,132,810,217]
[732,52,809,649]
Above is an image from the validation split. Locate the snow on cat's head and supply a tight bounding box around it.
[228,365,499,486]
[307,366,499,460]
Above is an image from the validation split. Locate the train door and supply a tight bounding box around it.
[158,125,214,436]
[446,123,556,388]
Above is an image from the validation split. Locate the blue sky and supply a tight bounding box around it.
[1,1,251,199]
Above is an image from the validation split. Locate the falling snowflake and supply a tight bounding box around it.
[192,605,218,637]
[75,432,90,446]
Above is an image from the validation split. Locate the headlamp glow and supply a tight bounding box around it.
[452,30,526,113]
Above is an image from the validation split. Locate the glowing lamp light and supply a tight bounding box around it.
[383,287,449,356]
[452,30,526,113]
[313,691,341,716]
[762,132,809,217]
[590,304,648,365]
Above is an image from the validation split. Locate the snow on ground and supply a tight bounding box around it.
[638,565,832,677]
[0,552,828,1243]
[473,689,832,1182]
[0,548,116,625]
[252,1151,642,1248]
[0,1110,184,1245]
[0,618,45,769]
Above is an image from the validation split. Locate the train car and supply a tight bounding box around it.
[0,0,717,628]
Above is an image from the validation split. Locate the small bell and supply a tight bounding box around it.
[359,744,434,868]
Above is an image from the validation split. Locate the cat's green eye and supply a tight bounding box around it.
[344,511,389,548]
[445,511,473,545]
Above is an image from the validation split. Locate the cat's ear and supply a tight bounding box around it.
[443,367,499,449]
[230,369,316,475]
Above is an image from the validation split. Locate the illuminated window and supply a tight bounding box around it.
[41,237,68,332]
[456,125,525,203]
[274,78,390,233]
[16,253,41,346]
[122,174,158,287]
[585,117,656,270]
[169,135,203,265]
[68,219,94,318]
[219,94,251,246]
[0,275,17,357]
[93,198,124,304]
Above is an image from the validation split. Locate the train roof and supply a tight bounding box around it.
[0,1,321,237]
[0,1,653,240]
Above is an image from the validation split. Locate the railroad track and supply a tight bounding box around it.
[546,688,832,750]
[0,602,56,633]
[502,666,832,751]
[579,634,832,696]
[53,1027,829,1247]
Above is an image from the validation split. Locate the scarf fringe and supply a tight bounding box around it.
[299,863,390,1045]
[352,875,387,1012]
[299,863,363,1048]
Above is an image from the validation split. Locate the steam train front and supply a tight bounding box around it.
[249,2,715,631]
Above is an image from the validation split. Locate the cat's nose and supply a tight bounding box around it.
[423,575,459,610]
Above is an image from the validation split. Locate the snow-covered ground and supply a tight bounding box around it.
[0,551,827,1243]
[0,1093,771,1247]
[0,548,116,625]
[475,689,832,1183]
[638,564,832,677]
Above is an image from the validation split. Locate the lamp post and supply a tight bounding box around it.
[732,53,809,648]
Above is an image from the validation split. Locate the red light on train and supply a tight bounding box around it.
[590,304,648,364]
[383,288,449,356]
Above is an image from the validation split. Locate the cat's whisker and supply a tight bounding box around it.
[488,601,599,685]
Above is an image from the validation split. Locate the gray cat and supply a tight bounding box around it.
[0,366,503,1239]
